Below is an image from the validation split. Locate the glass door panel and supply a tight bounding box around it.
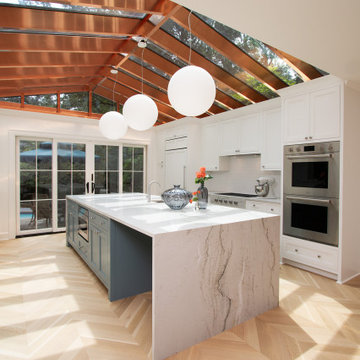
[122,146,145,193]
[57,142,86,228]
[19,139,53,233]
[94,145,119,194]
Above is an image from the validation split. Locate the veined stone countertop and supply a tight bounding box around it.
[67,193,277,237]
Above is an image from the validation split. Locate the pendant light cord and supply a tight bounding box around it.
[141,47,145,94]
[188,10,193,64]
[112,70,117,111]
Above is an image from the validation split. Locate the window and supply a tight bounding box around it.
[92,93,117,114]
[19,140,52,231]
[60,92,88,112]
[57,142,86,228]
[0,96,21,103]
[24,94,57,108]
[95,145,119,194]
[122,146,145,193]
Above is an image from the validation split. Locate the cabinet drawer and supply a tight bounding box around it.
[89,211,109,232]
[246,201,280,215]
[282,237,338,273]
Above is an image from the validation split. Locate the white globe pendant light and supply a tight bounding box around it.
[168,65,216,117]
[123,94,158,131]
[99,111,128,140]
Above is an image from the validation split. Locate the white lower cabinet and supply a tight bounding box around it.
[246,200,281,215]
[282,235,338,274]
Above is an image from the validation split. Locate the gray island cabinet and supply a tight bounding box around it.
[66,193,280,360]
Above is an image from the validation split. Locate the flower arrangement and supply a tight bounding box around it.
[195,167,213,185]
[189,167,212,204]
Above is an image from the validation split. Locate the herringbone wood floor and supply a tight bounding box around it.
[0,233,359,359]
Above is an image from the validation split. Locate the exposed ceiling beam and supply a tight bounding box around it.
[0,85,89,97]
[0,6,141,37]
[266,45,323,81]
[116,58,243,109]
[0,52,117,68]
[37,0,163,15]
[0,33,130,53]
[88,0,181,90]
[95,83,177,122]
[106,71,225,115]
[171,8,288,91]
[100,78,182,118]
[0,67,102,79]
[143,24,267,103]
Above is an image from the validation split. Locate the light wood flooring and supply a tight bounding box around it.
[0,233,359,360]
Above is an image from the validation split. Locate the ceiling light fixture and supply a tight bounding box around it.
[167,10,216,117]
[123,40,158,131]
[99,69,128,139]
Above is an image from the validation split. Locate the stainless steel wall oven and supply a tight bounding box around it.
[283,141,340,246]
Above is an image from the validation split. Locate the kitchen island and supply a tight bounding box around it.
[66,193,280,360]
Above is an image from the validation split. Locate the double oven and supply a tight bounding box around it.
[283,141,340,246]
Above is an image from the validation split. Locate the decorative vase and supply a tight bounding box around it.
[197,183,208,209]
[161,185,193,210]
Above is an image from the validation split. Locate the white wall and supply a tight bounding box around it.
[0,108,153,240]
[207,156,281,198]
[340,85,360,281]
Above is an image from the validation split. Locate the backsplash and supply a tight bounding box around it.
[206,155,281,198]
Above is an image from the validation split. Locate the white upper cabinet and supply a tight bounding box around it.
[311,86,341,141]
[282,79,341,144]
[261,108,281,170]
[201,123,228,171]
[283,94,310,143]
[220,114,261,155]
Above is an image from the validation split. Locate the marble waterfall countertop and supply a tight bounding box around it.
[67,193,277,237]
[67,192,280,360]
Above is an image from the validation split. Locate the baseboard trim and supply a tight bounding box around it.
[338,272,360,285]
[283,259,338,280]
[0,232,10,241]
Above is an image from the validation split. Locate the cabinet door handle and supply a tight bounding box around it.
[309,136,313,139]
[317,255,321,259]
[305,137,308,140]
[86,182,89,193]
[295,249,298,252]
[235,149,240,153]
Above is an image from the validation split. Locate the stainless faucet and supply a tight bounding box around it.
[147,180,161,202]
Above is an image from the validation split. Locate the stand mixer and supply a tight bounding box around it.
[255,177,275,197]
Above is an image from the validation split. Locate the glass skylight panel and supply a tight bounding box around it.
[0,0,147,18]
[194,12,303,86]
[0,28,129,39]
[146,40,188,68]
[160,19,277,98]
[117,68,166,94]
[214,80,253,106]
[129,56,170,80]
[213,100,231,111]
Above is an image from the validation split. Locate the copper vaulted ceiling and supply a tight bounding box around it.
[0,0,326,125]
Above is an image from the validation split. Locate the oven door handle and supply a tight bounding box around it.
[285,195,331,205]
[285,153,333,159]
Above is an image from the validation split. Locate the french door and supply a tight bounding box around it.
[17,137,145,236]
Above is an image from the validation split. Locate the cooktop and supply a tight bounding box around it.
[216,192,258,198]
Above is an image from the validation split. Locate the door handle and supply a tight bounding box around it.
[183,166,186,188]
[286,154,333,159]
[91,182,95,193]
[86,182,89,193]
[286,195,331,205]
